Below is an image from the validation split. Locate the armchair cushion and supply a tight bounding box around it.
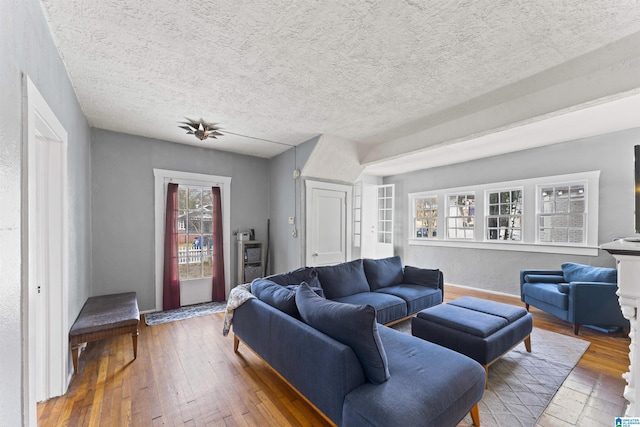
[524,274,565,284]
[521,283,569,310]
[562,262,617,284]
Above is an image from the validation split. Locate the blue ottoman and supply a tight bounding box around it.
[412,296,532,387]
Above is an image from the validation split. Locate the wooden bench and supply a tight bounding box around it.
[69,292,140,373]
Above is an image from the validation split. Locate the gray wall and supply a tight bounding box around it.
[385,127,640,296]
[0,0,92,424]
[267,136,319,274]
[91,130,269,311]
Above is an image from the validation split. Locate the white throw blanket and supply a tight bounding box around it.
[222,283,255,336]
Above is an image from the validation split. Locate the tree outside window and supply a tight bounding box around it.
[415,196,437,238]
[447,193,475,239]
[486,189,522,241]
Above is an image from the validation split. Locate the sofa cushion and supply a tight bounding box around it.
[295,283,390,384]
[521,282,569,310]
[363,256,404,290]
[376,284,442,315]
[251,278,298,317]
[403,265,441,288]
[267,267,322,289]
[251,279,323,317]
[343,326,485,427]
[562,262,617,283]
[333,292,407,325]
[316,259,370,299]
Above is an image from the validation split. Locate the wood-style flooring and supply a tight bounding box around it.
[37,285,630,426]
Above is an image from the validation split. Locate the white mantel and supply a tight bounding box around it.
[601,238,640,417]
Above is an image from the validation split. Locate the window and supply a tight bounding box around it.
[447,193,475,239]
[414,196,437,238]
[408,172,598,255]
[538,183,586,244]
[154,169,232,311]
[177,186,214,280]
[377,185,394,244]
[486,189,522,241]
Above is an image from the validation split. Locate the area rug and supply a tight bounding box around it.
[144,301,226,325]
[388,320,590,427]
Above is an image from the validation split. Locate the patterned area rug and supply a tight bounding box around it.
[145,301,227,325]
[388,320,589,427]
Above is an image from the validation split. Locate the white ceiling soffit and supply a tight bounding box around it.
[40,1,640,161]
[361,92,640,177]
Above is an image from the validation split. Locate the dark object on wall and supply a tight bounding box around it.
[249,228,255,241]
[634,145,640,234]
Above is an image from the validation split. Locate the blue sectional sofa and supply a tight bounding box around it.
[232,257,486,426]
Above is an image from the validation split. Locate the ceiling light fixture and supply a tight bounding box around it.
[178,117,297,148]
[179,118,223,141]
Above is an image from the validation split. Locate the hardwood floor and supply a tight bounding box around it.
[38,285,630,426]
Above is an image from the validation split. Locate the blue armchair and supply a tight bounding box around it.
[520,262,628,335]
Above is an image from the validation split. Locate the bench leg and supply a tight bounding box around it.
[483,365,489,389]
[470,403,481,426]
[234,334,240,353]
[524,335,532,353]
[71,345,79,373]
[132,330,139,360]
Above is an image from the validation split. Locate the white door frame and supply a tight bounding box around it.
[153,169,232,310]
[24,75,70,424]
[304,180,352,266]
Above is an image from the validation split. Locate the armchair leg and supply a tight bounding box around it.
[525,303,530,311]
[573,324,580,335]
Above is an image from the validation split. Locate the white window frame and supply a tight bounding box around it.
[413,195,438,239]
[408,171,600,256]
[485,187,523,242]
[154,169,232,311]
[446,192,476,240]
[536,181,588,245]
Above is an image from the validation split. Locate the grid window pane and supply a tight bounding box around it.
[537,183,586,245]
[446,193,475,240]
[175,185,218,280]
[486,189,522,241]
[415,196,437,238]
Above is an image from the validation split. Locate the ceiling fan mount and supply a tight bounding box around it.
[179,118,224,141]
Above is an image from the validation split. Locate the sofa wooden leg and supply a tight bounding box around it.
[525,303,530,311]
[483,365,489,389]
[470,403,480,426]
[234,334,240,353]
[573,324,580,335]
[524,335,531,353]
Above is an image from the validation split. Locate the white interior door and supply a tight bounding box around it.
[26,76,69,418]
[360,184,394,259]
[306,181,352,266]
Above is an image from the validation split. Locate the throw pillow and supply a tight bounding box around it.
[403,265,441,288]
[295,283,390,384]
[268,267,322,289]
[524,274,565,284]
[561,262,617,283]
[251,278,298,317]
[557,283,571,294]
[316,259,370,299]
[363,256,404,290]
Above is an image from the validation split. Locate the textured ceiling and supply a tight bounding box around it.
[41,0,640,163]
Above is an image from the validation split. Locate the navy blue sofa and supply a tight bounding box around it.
[232,257,486,426]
